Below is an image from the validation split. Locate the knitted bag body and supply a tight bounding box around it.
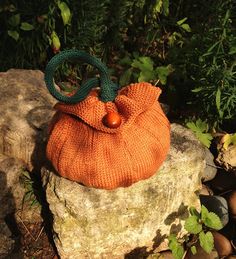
[45,50,170,190]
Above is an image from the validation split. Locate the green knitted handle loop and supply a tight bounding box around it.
[44,50,117,103]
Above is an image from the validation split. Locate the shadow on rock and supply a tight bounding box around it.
[164,202,189,226]
[0,166,22,258]
[125,229,167,258]
[26,106,58,257]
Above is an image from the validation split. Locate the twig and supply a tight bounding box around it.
[35,225,44,242]
[206,163,222,169]
[218,189,233,196]
[154,79,160,86]
[16,214,36,241]
[182,249,188,259]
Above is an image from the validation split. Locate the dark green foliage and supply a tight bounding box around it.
[68,0,109,55]
[1,0,236,129]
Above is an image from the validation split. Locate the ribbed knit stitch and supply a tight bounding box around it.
[46,82,170,189]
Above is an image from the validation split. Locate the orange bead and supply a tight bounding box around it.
[103,112,121,128]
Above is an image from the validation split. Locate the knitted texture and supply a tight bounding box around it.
[46,82,170,189]
[44,50,117,103]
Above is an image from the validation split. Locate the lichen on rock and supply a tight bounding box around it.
[42,123,206,259]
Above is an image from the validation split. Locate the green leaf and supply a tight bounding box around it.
[201,205,209,222]
[199,231,214,254]
[58,1,71,25]
[132,56,156,82]
[216,88,223,118]
[177,17,188,25]
[191,87,203,93]
[223,133,236,149]
[195,119,208,132]
[119,68,132,86]
[174,245,185,259]
[189,207,200,218]
[132,56,154,71]
[184,215,202,234]
[195,132,213,148]
[119,56,132,66]
[180,23,191,32]
[20,22,34,31]
[168,235,184,259]
[51,31,61,52]
[186,119,213,148]
[207,41,220,53]
[223,10,230,26]
[154,0,162,13]
[186,121,198,132]
[191,245,197,255]
[204,212,223,230]
[138,70,155,82]
[162,0,169,16]
[7,30,19,41]
[229,46,236,55]
[156,65,173,85]
[21,170,31,179]
[8,14,20,27]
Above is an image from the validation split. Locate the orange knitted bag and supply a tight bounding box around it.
[44,50,170,190]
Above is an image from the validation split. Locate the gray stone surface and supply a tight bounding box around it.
[202,147,217,182]
[42,124,206,259]
[0,154,25,218]
[0,154,25,258]
[0,69,56,170]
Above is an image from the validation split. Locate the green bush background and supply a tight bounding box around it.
[0,0,235,129]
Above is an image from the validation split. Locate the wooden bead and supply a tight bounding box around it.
[103,112,121,128]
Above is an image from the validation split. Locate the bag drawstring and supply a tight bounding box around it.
[44,50,118,104]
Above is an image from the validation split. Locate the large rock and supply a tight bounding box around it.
[0,220,15,258]
[42,123,206,259]
[0,69,55,258]
[0,154,26,258]
[0,154,26,218]
[0,69,56,170]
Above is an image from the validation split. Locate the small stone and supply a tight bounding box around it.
[227,191,236,219]
[216,144,236,171]
[212,231,233,258]
[185,243,218,259]
[202,147,217,182]
[200,195,229,227]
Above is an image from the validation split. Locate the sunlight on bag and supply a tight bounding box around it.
[44,50,170,190]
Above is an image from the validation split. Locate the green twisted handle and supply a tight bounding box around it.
[44,50,118,103]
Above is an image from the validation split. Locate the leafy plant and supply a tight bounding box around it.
[168,235,185,259]
[119,52,173,86]
[179,2,236,127]
[20,170,40,208]
[186,119,213,148]
[168,205,223,259]
[0,0,72,69]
